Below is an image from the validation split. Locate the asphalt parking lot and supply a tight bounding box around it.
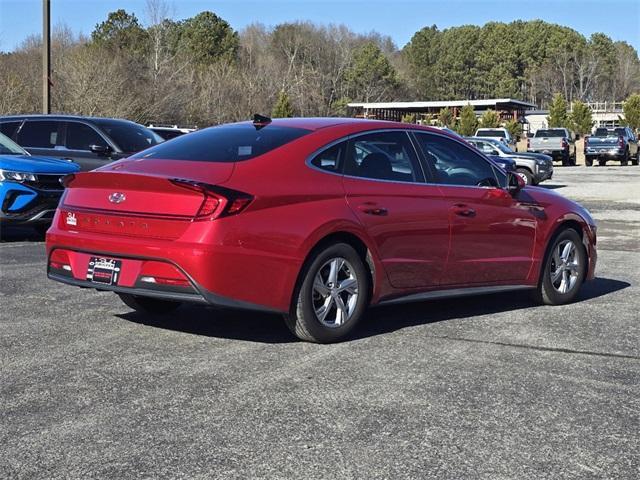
[1,166,639,479]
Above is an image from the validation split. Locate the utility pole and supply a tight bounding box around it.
[42,0,51,114]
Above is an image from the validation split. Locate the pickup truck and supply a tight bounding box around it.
[466,136,553,185]
[474,127,516,151]
[584,127,639,166]
[527,128,576,166]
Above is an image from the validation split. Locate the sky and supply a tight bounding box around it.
[0,0,638,53]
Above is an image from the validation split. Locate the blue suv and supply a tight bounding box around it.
[0,132,79,233]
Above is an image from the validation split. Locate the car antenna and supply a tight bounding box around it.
[253,114,272,130]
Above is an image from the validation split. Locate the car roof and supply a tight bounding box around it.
[0,114,141,125]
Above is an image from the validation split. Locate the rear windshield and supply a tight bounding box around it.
[535,129,566,137]
[594,128,625,137]
[477,129,506,138]
[94,119,163,153]
[131,123,312,162]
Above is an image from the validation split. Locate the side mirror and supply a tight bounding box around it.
[89,144,111,156]
[507,171,525,194]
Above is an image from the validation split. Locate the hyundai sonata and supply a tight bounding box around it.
[46,117,597,343]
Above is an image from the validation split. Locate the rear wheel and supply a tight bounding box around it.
[118,293,181,315]
[515,168,533,186]
[633,152,639,166]
[284,243,370,343]
[585,156,593,167]
[534,229,586,305]
[621,149,629,166]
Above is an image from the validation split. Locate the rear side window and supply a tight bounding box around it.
[18,120,59,148]
[0,121,21,139]
[66,122,108,150]
[131,124,311,162]
[310,142,344,172]
[344,131,423,183]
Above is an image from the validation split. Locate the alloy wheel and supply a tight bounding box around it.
[549,239,580,294]
[312,257,359,328]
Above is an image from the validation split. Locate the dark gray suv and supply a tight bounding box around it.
[0,115,163,171]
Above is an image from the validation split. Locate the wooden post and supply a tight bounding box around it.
[42,0,50,114]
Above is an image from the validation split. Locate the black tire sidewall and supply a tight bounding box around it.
[293,243,370,343]
[516,168,533,185]
[540,229,587,305]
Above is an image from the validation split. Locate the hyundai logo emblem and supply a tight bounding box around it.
[108,192,126,204]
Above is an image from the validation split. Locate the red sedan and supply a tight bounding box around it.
[46,117,597,343]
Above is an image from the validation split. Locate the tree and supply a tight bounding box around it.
[569,101,593,135]
[344,42,398,102]
[178,11,238,65]
[438,107,453,127]
[457,104,477,136]
[547,93,569,127]
[479,109,500,128]
[504,119,522,139]
[623,94,640,131]
[91,9,149,56]
[272,90,294,118]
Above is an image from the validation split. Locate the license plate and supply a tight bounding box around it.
[87,257,122,285]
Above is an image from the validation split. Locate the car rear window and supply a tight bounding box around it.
[131,123,312,162]
[477,129,506,138]
[535,129,566,137]
[93,119,163,153]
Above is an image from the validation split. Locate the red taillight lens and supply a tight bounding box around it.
[618,136,624,148]
[561,138,568,149]
[170,178,253,220]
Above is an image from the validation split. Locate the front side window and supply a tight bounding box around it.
[415,133,501,187]
[344,131,422,183]
[66,122,108,151]
[310,142,344,173]
[17,121,59,148]
[94,120,163,153]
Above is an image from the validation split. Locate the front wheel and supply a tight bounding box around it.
[284,243,370,343]
[515,168,533,186]
[534,229,586,305]
[118,293,181,315]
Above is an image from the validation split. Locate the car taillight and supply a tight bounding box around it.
[584,136,589,147]
[618,136,624,148]
[170,178,253,220]
[561,138,568,149]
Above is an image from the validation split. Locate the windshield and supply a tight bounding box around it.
[535,129,566,138]
[594,128,625,137]
[477,129,506,138]
[0,132,28,155]
[93,119,163,153]
[131,123,312,162]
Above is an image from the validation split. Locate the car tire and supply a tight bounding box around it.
[561,155,570,166]
[515,168,533,186]
[533,228,586,306]
[585,156,593,167]
[284,243,370,343]
[570,154,576,166]
[118,293,181,315]
[621,149,629,166]
[633,152,639,166]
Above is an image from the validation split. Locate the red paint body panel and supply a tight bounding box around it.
[46,119,597,313]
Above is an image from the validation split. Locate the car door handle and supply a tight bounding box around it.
[452,204,476,217]
[358,205,388,216]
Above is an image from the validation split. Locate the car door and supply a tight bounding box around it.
[341,130,450,289]
[626,128,638,156]
[62,121,118,171]
[413,131,537,286]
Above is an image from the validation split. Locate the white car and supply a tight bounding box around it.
[474,127,516,150]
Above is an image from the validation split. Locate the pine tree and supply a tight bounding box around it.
[547,93,569,128]
[479,109,500,128]
[438,107,454,127]
[569,101,593,135]
[272,90,294,118]
[622,94,640,132]
[457,104,478,136]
